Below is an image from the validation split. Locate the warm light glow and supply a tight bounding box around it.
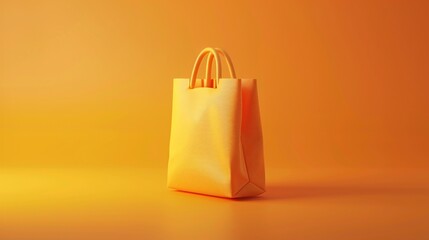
[1,0,428,239]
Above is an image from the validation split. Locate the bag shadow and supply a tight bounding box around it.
[233,183,428,201]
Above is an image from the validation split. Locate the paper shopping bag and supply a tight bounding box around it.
[167,47,265,198]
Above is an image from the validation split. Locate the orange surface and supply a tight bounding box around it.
[1,168,428,239]
[1,0,428,239]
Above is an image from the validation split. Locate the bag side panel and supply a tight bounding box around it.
[233,78,265,197]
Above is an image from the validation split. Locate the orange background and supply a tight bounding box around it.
[1,0,428,169]
[1,0,428,239]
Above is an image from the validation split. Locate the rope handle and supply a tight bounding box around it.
[205,48,236,80]
[190,48,221,89]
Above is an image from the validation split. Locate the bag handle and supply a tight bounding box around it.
[205,48,236,80]
[190,48,221,89]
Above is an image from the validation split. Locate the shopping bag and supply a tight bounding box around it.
[167,47,265,198]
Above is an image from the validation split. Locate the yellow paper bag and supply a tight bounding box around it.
[168,47,265,198]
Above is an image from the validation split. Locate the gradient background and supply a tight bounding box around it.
[1,0,428,239]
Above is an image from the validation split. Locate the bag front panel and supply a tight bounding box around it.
[168,78,245,197]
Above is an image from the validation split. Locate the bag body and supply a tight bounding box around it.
[167,48,265,198]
